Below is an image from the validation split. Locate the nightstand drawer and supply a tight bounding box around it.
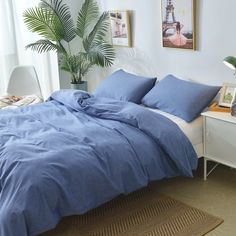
[205,117,236,167]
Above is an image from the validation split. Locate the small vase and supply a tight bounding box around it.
[70,81,88,91]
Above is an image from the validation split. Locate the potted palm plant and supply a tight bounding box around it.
[23,0,115,91]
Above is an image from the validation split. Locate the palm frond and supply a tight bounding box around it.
[23,7,64,41]
[76,0,99,38]
[81,61,93,75]
[24,0,115,82]
[60,54,89,83]
[87,42,115,67]
[40,0,76,42]
[78,53,93,75]
[60,54,81,74]
[83,12,110,51]
[25,39,62,53]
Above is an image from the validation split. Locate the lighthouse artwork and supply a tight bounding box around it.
[161,0,196,50]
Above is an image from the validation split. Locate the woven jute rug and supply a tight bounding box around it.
[41,188,223,236]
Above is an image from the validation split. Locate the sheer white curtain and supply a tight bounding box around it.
[0,0,18,96]
[0,0,60,99]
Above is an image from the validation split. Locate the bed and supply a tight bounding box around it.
[0,90,198,236]
[147,108,203,157]
[0,71,220,236]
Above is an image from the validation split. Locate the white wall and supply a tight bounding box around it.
[60,0,236,91]
[102,0,236,84]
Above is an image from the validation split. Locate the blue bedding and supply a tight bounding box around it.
[0,90,198,236]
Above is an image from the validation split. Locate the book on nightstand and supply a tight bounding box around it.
[208,102,230,113]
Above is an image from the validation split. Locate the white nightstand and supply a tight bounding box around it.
[201,111,236,180]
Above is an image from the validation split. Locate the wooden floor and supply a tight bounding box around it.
[151,158,236,236]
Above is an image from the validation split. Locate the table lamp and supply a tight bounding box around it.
[223,56,236,73]
[223,56,236,116]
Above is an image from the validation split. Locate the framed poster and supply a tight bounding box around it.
[109,10,132,47]
[161,0,196,50]
[219,83,236,108]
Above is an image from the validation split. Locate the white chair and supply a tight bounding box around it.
[7,65,42,97]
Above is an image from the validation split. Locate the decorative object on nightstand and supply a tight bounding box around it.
[218,83,236,108]
[202,111,236,180]
[223,56,236,116]
[208,102,230,113]
[231,102,236,116]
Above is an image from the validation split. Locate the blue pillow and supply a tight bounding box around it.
[93,69,157,104]
[142,75,221,122]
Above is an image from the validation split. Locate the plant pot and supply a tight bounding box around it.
[70,81,88,91]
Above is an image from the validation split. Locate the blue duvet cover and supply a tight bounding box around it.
[0,90,198,236]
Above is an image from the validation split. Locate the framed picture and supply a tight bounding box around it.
[219,83,236,107]
[161,0,196,50]
[109,10,132,47]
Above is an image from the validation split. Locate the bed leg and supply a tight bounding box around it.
[204,157,207,181]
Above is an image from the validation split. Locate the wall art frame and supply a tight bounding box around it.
[109,10,132,47]
[161,0,196,50]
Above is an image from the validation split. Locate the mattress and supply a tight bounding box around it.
[146,108,203,157]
